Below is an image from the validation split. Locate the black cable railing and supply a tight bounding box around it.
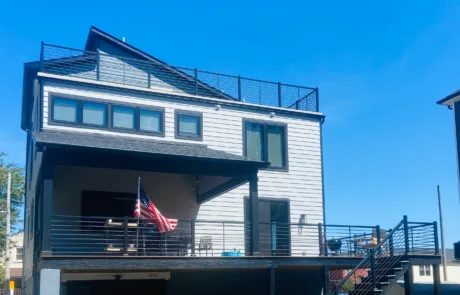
[39,43,319,112]
[51,215,392,258]
[329,216,439,295]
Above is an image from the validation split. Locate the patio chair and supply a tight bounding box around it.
[360,228,387,250]
[198,236,213,256]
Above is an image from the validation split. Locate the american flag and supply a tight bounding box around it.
[134,184,177,233]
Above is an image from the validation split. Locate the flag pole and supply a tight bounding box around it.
[136,177,141,251]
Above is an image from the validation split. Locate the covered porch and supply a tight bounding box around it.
[33,130,267,257]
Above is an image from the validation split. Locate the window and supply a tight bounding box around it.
[176,111,202,140]
[112,106,136,129]
[244,121,287,169]
[82,102,107,126]
[52,98,78,123]
[16,247,23,261]
[419,265,431,276]
[49,96,165,137]
[140,109,163,133]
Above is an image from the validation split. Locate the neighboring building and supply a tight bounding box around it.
[20,26,441,295]
[2,233,24,291]
[413,249,460,284]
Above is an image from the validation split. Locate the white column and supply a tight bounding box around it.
[40,269,60,295]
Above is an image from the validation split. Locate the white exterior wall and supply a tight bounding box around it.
[412,265,460,284]
[41,80,323,256]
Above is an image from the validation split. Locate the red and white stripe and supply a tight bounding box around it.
[135,199,177,233]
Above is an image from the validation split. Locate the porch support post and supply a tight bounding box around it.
[249,173,260,256]
[269,266,276,295]
[404,265,414,295]
[42,161,53,255]
[432,264,441,295]
[322,266,330,295]
[39,269,60,295]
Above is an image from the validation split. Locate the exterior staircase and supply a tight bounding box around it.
[329,216,438,295]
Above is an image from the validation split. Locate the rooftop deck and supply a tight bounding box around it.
[40,43,319,113]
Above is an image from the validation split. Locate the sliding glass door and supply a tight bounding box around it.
[244,198,290,256]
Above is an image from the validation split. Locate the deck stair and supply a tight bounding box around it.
[329,216,438,295]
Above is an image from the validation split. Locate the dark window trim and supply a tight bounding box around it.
[175,110,203,141]
[48,93,165,137]
[81,101,109,128]
[243,119,288,171]
[49,96,79,125]
[111,104,137,131]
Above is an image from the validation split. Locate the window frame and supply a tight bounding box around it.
[111,104,137,131]
[138,108,165,135]
[81,101,108,128]
[243,119,288,171]
[48,94,165,137]
[419,265,431,276]
[50,96,79,125]
[175,110,203,141]
[16,247,23,261]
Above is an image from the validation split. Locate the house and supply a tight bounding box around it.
[1,232,24,292]
[21,26,441,295]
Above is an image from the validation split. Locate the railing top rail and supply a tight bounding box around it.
[53,215,381,229]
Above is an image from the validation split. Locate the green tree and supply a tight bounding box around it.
[0,153,25,283]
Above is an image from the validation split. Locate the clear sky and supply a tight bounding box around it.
[0,1,459,246]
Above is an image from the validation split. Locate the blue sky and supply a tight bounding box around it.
[1,1,459,246]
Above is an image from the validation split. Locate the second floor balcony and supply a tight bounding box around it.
[39,43,319,113]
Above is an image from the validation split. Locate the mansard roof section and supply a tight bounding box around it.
[83,26,233,99]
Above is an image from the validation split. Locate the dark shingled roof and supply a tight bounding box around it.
[32,131,267,165]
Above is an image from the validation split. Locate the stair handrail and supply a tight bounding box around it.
[331,218,405,294]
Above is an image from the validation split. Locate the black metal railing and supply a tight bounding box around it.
[329,216,439,295]
[40,43,319,112]
[50,215,400,258]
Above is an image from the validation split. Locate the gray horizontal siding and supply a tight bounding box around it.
[42,80,323,256]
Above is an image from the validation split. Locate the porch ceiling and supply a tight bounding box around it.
[33,130,265,203]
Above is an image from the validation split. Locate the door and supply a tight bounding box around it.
[244,198,290,256]
[81,191,137,217]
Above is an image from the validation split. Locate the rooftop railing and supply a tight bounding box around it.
[39,43,319,112]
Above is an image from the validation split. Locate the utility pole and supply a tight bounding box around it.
[437,185,448,281]
[4,173,11,295]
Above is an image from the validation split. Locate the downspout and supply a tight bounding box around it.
[320,116,326,227]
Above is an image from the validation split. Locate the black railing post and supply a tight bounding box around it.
[191,218,196,256]
[388,229,394,256]
[370,248,377,291]
[123,216,128,255]
[96,50,100,81]
[237,75,242,101]
[278,82,282,107]
[318,223,323,256]
[315,87,319,112]
[376,225,381,256]
[403,215,410,255]
[147,62,151,88]
[40,41,45,72]
[433,221,439,255]
[194,68,198,95]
